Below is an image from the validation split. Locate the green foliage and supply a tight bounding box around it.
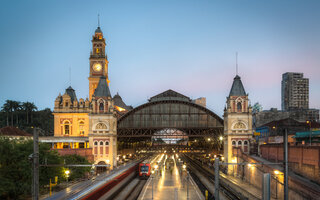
[62,154,91,181]
[0,100,53,136]
[0,138,90,199]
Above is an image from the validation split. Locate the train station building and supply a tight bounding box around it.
[40,26,131,169]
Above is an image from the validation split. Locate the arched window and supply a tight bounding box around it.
[64,121,70,135]
[232,141,236,146]
[237,102,242,112]
[105,141,109,146]
[79,121,85,135]
[94,141,98,146]
[99,102,104,112]
[244,141,248,145]
[238,140,242,145]
[100,141,104,146]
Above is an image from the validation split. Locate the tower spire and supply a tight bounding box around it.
[236,52,238,76]
[69,67,71,86]
[98,14,100,27]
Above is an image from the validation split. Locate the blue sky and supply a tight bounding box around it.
[0,0,319,116]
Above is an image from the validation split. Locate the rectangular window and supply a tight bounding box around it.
[79,143,85,148]
[64,125,69,135]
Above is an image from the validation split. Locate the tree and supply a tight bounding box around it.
[2,100,19,126]
[252,102,263,114]
[0,137,91,199]
[12,101,21,126]
[22,102,37,124]
[1,102,10,126]
[62,154,91,181]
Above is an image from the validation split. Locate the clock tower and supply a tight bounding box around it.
[224,75,253,174]
[89,26,109,101]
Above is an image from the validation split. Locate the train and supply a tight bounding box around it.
[138,161,151,179]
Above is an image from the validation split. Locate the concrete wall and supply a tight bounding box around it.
[260,144,320,184]
[232,148,318,199]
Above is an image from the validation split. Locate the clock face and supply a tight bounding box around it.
[93,63,102,72]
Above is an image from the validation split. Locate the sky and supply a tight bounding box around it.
[0,0,320,117]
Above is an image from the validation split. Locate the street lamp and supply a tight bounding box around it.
[274,170,282,199]
[182,164,187,170]
[219,136,223,141]
[306,121,312,146]
[65,169,70,186]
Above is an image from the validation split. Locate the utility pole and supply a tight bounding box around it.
[284,129,289,200]
[262,173,270,200]
[186,171,189,200]
[32,128,39,200]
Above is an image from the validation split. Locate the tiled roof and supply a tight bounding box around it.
[66,86,77,102]
[0,126,32,136]
[94,76,111,98]
[229,75,246,96]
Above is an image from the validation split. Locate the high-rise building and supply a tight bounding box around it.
[281,72,309,111]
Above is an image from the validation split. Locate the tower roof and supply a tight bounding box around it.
[229,75,246,96]
[94,76,111,98]
[65,86,77,102]
[95,26,102,34]
[113,93,132,110]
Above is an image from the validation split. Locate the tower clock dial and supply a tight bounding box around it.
[93,63,102,72]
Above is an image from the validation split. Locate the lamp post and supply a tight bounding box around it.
[186,171,190,200]
[274,170,279,199]
[306,121,312,146]
[65,170,70,187]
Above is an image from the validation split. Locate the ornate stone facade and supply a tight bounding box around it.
[46,26,118,168]
[223,75,253,173]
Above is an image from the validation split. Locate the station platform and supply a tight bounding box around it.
[138,158,204,200]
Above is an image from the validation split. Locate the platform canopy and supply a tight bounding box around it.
[117,90,224,140]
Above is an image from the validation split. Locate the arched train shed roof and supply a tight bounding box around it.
[117,99,223,137]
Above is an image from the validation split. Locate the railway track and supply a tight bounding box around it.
[183,154,247,200]
[96,174,147,200]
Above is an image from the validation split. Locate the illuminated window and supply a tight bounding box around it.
[63,142,69,149]
[79,121,85,135]
[96,48,100,54]
[237,102,242,112]
[64,121,70,135]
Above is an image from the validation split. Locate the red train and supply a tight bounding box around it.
[138,162,151,179]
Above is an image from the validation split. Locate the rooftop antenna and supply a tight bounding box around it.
[236,52,238,76]
[98,14,100,27]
